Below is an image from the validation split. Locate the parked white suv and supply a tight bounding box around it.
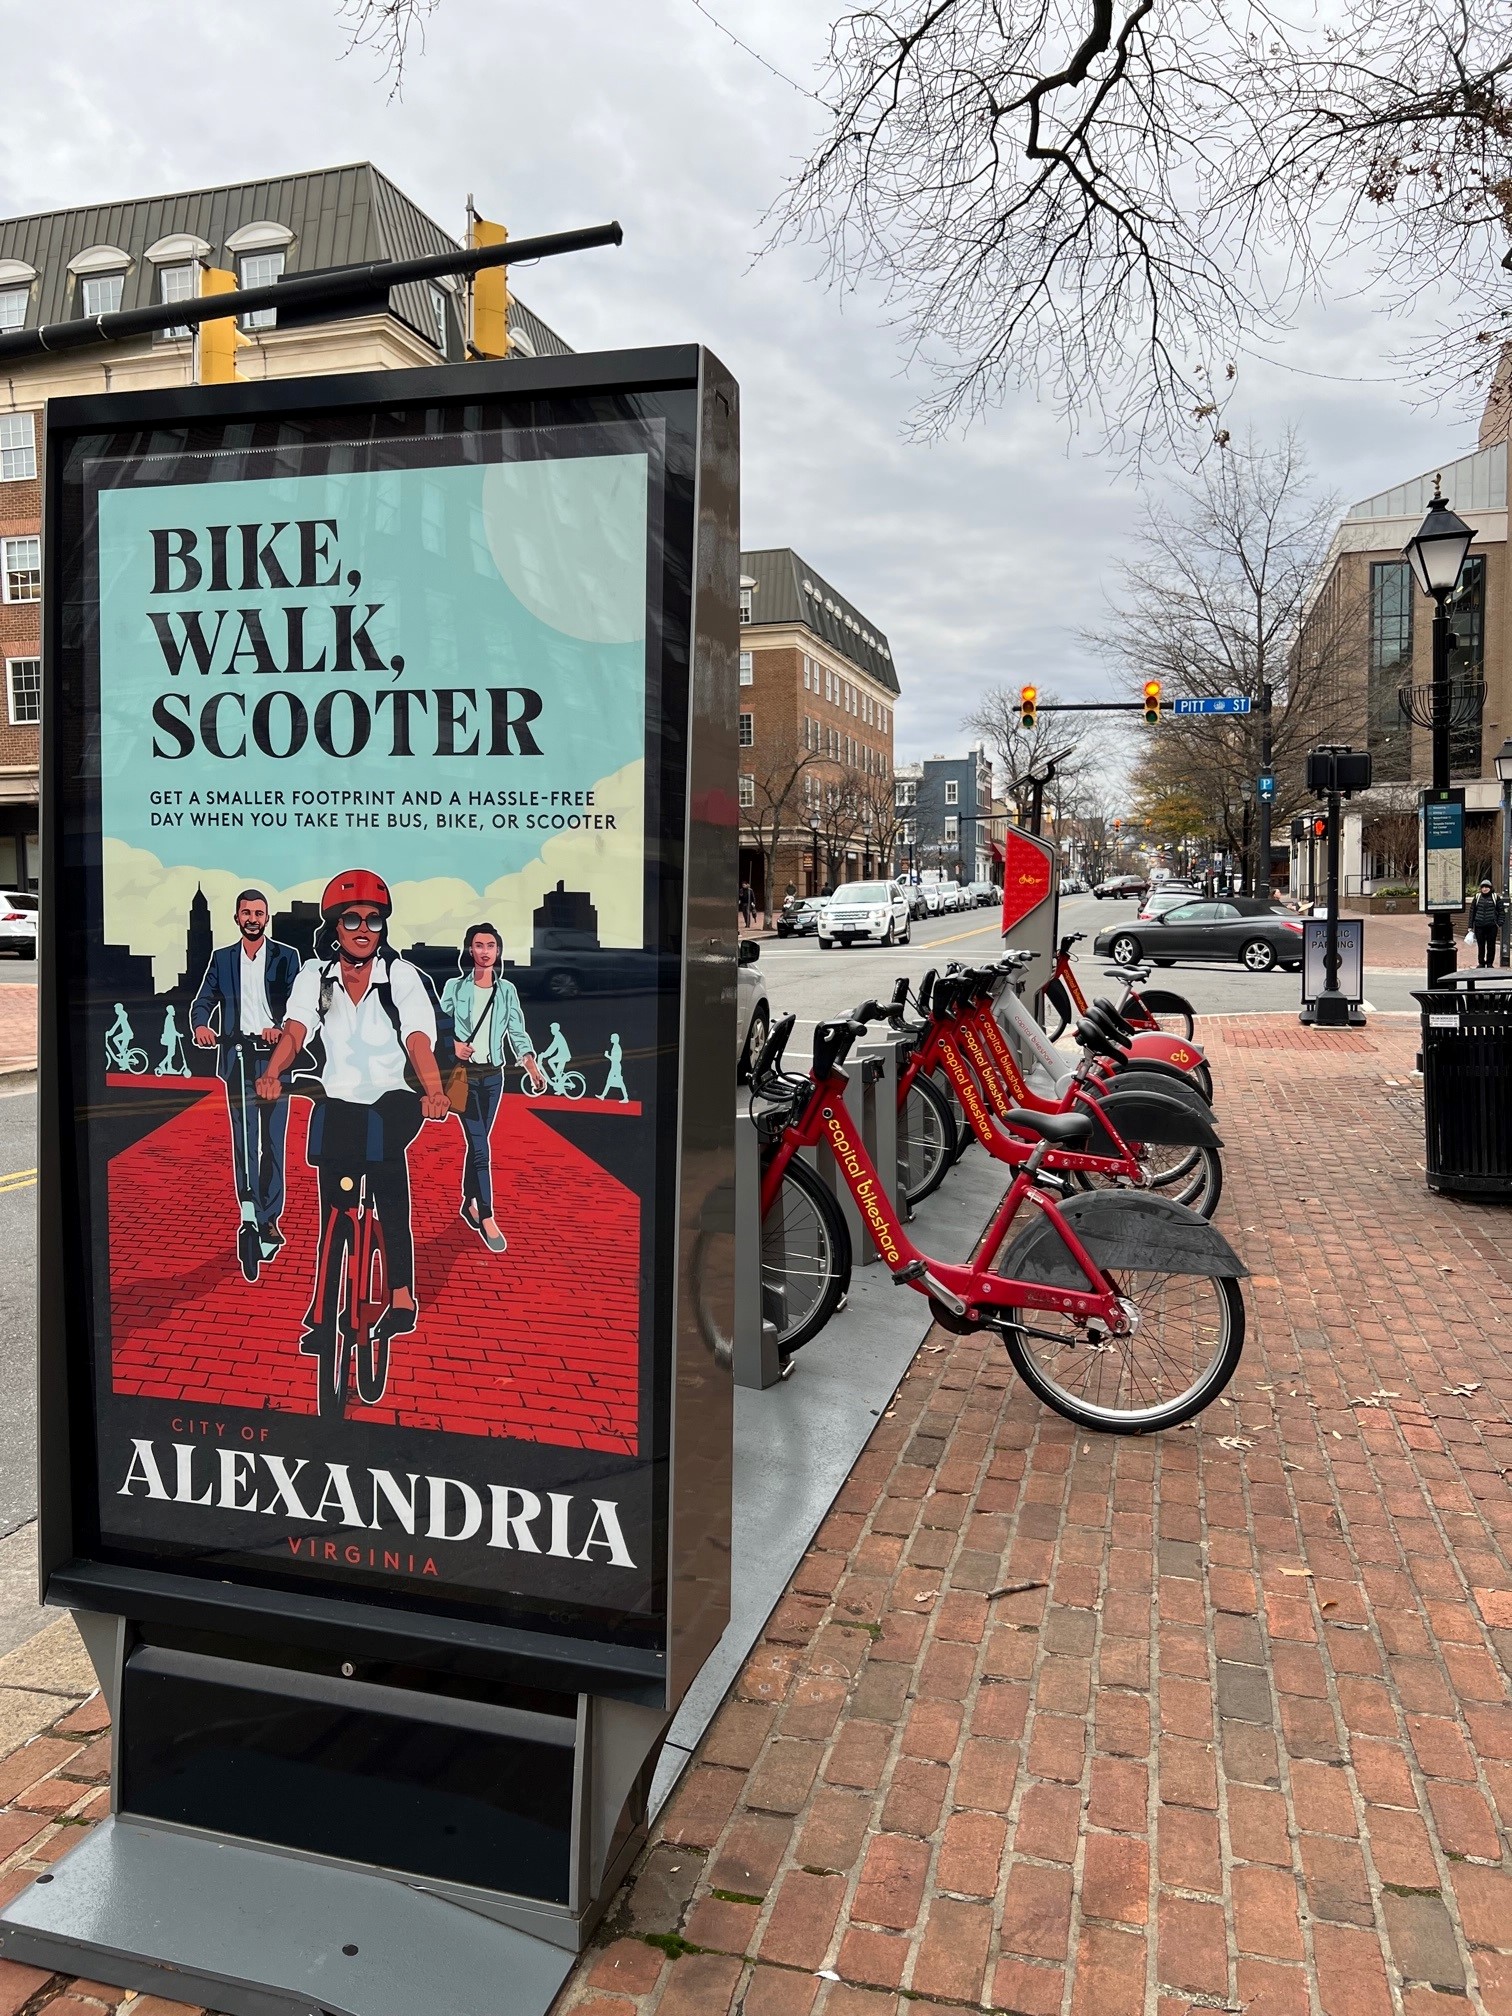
[0,890,37,957]
[820,881,913,948]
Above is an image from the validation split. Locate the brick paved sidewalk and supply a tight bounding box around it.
[0,1015,1509,2016]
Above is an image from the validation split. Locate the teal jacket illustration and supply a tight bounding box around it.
[439,974,537,1069]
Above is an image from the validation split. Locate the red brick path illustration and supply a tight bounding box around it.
[107,1087,640,1453]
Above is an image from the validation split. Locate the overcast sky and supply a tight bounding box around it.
[1,0,1485,765]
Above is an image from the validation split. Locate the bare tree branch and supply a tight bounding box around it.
[768,0,1512,459]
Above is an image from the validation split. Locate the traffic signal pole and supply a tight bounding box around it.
[1257,682,1273,897]
[0,222,623,362]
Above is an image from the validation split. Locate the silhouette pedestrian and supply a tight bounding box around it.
[601,1032,629,1102]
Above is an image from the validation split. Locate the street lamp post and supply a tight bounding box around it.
[1404,483,1477,989]
[1497,738,1512,968]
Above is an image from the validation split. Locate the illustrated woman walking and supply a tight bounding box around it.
[440,923,545,1253]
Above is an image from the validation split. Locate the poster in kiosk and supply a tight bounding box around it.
[5,348,738,2015]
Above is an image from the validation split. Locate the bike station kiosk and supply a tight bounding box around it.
[4,347,739,2015]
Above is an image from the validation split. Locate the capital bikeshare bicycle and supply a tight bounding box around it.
[752,1004,1246,1431]
[895,964,1219,1206]
[1042,932,1197,1041]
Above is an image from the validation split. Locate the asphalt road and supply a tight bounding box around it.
[752,893,1423,1039]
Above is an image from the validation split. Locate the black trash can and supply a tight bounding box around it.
[1414,975,1512,1196]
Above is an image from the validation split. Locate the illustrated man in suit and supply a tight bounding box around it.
[191,889,301,1282]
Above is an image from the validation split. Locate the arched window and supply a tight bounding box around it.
[225,222,295,329]
[68,245,130,318]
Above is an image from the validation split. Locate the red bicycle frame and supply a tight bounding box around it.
[761,1064,1125,1327]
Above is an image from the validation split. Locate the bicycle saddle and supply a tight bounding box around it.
[1003,1107,1094,1143]
[1102,963,1150,983]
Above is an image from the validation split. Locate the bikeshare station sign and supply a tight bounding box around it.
[7,350,739,2015]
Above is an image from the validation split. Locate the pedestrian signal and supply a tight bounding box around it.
[1311,815,1328,841]
[1019,685,1037,730]
[1143,680,1162,725]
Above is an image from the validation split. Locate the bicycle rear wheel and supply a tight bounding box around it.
[762,1156,850,1355]
[899,1074,957,1208]
[1000,1271,1243,1432]
[1075,1140,1222,1218]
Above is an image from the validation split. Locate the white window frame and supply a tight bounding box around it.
[0,287,27,333]
[738,711,754,747]
[5,656,40,726]
[0,412,36,482]
[739,650,753,686]
[1,537,41,603]
[739,773,755,809]
[945,780,959,806]
[158,262,198,340]
[80,272,125,317]
[429,283,449,355]
[945,816,959,844]
[239,251,285,330]
[739,586,752,623]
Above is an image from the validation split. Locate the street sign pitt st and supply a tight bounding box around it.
[1172,695,1253,716]
[8,349,740,2013]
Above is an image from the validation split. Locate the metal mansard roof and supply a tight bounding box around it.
[0,163,571,361]
[740,547,899,695]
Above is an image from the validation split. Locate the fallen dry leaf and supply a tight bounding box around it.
[1320,1600,1338,1611]
[1280,1567,1315,1578]
[1443,1382,1482,1397]
[1217,1435,1254,1450]
[914,1589,939,1605]
[988,1580,1049,1600]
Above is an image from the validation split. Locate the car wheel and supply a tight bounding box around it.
[884,921,896,946]
[901,919,911,944]
[819,937,832,949]
[1109,934,1141,964]
[1153,959,1175,968]
[544,968,580,999]
[1241,938,1278,972]
[740,1006,769,1083]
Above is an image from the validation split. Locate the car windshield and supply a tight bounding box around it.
[841,885,891,902]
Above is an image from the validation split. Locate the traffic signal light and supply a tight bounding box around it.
[1113,817,1122,832]
[1019,685,1037,731]
[196,267,247,384]
[1311,814,1328,842]
[470,213,510,359]
[1143,679,1162,725]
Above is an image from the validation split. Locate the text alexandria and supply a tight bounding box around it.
[117,1439,636,1568]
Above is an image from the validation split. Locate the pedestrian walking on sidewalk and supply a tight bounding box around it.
[1470,880,1506,968]
[739,881,756,928]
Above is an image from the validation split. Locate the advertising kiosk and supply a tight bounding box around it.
[0,345,738,2015]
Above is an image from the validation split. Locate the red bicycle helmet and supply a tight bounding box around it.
[320,869,392,918]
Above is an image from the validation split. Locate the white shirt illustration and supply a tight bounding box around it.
[238,939,273,1036]
[286,956,436,1106]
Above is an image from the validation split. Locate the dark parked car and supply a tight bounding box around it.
[776,897,828,938]
[1095,897,1305,973]
[1093,874,1150,901]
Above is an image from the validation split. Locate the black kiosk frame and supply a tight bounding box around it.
[0,345,737,2016]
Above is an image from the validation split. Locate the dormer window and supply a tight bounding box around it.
[158,264,198,339]
[225,222,295,332]
[143,235,211,341]
[0,261,34,333]
[69,245,131,318]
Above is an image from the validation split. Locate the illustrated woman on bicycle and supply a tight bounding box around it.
[256,870,450,1356]
[440,922,545,1254]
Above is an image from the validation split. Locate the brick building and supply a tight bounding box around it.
[737,548,899,911]
[0,163,568,890]
[1299,374,1511,894]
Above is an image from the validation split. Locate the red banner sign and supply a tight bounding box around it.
[1000,829,1055,935]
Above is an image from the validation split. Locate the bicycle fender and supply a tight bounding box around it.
[1092,1087,1223,1153]
[1136,988,1195,1020]
[1125,1031,1207,1076]
[997,1191,1248,1289]
[1100,1061,1217,1120]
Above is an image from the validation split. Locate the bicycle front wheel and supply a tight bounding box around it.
[561,1071,588,1100]
[899,1074,957,1208]
[762,1156,850,1354]
[1001,1270,1244,1433]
